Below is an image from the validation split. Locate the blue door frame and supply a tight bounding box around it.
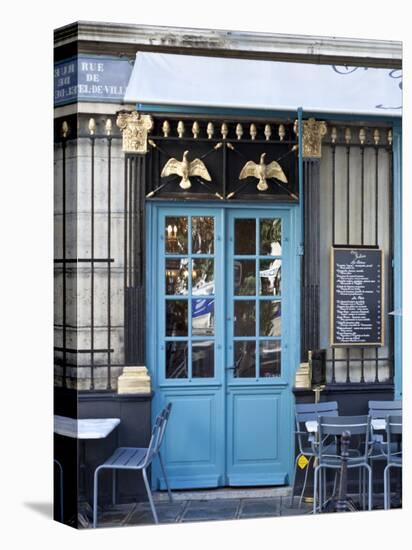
[146,201,301,490]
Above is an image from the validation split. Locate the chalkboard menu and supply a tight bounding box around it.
[330,247,384,346]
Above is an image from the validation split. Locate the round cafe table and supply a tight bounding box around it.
[54,416,121,526]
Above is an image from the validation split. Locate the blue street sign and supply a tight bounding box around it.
[54,55,133,106]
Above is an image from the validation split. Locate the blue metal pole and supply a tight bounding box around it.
[297,107,304,250]
[392,120,402,399]
[293,107,304,392]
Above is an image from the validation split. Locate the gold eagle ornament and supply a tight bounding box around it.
[160,150,212,190]
[239,153,288,191]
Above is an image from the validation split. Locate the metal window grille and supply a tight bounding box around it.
[322,125,394,385]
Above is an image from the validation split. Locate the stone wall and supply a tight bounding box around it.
[54,114,126,390]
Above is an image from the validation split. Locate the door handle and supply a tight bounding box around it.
[226,365,237,371]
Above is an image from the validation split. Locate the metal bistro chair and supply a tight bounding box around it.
[384,415,402,510]
[368,400,402,459]
[291,401,339,508]
[368,400,402,503]
[313,415,372,513]
[93,403,173,527]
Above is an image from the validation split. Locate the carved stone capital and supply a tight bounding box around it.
[116,111,154,154]
[301,118,327,158]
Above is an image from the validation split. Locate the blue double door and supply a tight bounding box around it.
[148,204,298,489]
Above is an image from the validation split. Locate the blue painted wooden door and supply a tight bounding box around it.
[225,209,294,486]
[148,205,296,489]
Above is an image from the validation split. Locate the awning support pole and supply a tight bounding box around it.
[298,107,304,251]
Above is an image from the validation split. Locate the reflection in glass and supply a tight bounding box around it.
[166,300,188,336]
[234,260,256,296]
[165,258,189,295]
[192,216,214,254]
[235,219,256,255]
[192,259,214,295]
[260,301,282,336]
[234,341,256,378]
[166,342,188,378]
[192,299,214,336]
[234,300,256,336]
[259,341,281,377]
[260,218,282,255]
[259,260,281,296]
[192,341,214,377]
[165,217,188,254]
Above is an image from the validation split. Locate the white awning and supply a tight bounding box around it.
[124,52,401,117]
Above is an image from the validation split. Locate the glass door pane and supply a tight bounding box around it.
[231,214,282,380]
[163,213,217,380]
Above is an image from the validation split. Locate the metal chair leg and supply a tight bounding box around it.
[332,471,338,499]
[290,454,300,507]
[318,466,323,512]
[142,467,159,524]
[384,464,390,510]
[313,465,319,514]
[322,468,326,507]
[365,464,372,511]
[93,467,102,528]
[298,456,313,508]
[112,470,117,505]
[158,451,173,503]
[370,460,374,506]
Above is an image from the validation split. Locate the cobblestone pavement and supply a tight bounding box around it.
[93,497,316,528]
[90,491,392,528]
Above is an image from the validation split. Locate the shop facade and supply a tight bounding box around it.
[54,22,402,519]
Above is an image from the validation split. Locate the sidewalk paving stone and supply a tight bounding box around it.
[180,499,240,523]
[96,492,386,527]
[238,497,281,518]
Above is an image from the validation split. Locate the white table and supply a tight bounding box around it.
[54,415,121,439]
[306,418,385,433]
[54,415,121,526]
